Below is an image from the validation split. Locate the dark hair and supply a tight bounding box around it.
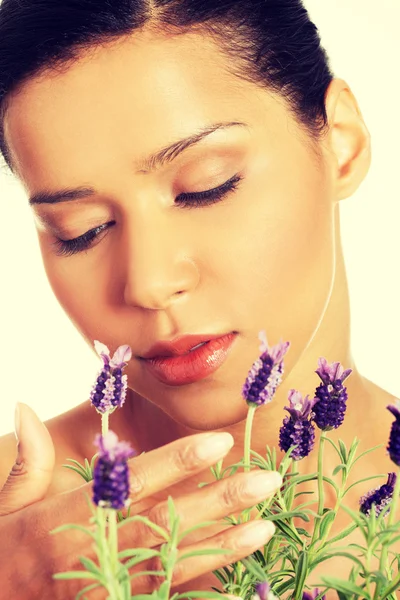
[0,0,334,173]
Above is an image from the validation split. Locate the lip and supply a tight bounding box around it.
[139,332,238,386]
[139,333,230,359]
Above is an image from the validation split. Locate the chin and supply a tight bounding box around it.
[163,397,250,431]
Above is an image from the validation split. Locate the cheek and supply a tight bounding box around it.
[204,153,335,359]
[37,235,111,344]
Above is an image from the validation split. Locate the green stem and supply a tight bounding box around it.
[244,404,257,473]
[102,412,110,436]
[286,460,298,512]
[108,510,119,585]
[310,431,326,547]
[97,508,123,600]
[317,465,347,550]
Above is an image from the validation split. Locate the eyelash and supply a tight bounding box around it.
[52,173,243,257]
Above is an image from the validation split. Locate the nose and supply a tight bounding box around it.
[122,209,199,311]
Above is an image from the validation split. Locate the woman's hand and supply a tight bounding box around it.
[0,404,281,599]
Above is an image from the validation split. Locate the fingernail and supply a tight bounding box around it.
[195,433,234,460]
[14,402,21,443]
[246,470,282,498]
[238,520,275,547]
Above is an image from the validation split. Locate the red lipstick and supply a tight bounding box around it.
[139,332,238,386]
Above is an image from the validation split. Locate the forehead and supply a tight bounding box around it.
[3,30,290,188]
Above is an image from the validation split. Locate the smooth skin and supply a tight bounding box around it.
[0,27,397,598]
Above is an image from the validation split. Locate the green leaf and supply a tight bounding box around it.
[62,463,87,476]
[78,556,103,578]
[50,523,96,540]
[321,577,369,597]
[123,552,161,571]
[175,592,232,600]
[266,510,311,522]
[344,474,386,497]
[332,464,346,476]
[324,436,343,461]
[294,550,309,596]
[380,573,400,598]
[318,510,336,540]
[63,457,87,469]
[241,556,268,581]
[178,520,221,544]
[177,548,234,562]
[311,551,365,572]
[338,439,348,463]
[53,571,99,581]
[283,473,318,491]
[297,528,312,538]
[212,568,228,586]
[352,444,382,466]
[74,582,102,600]
[322,475,339,496]
[347,437,361,465]
[274,576,295,596]
[326,523,357,545]
[116,515,169,541]
[294,491,315,499]
[118,548,159,561]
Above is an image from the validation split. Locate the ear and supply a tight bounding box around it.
[324,78,371,201]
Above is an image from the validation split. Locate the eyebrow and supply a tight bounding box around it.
[28,121,248,206]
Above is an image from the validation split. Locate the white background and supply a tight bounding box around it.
[0,0,399,437]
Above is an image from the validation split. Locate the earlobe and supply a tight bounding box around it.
[325,79,371,201]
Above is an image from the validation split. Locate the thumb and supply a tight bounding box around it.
[0,402,55,515]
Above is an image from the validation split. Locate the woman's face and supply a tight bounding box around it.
[4,31,337,429]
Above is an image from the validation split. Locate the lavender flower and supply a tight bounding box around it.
[279,390,316,460]
[302,590,325,600]
[242,331,290,406]
[312,358,352,431]
[90,341,132,414]
[387,402,400,466]
[359,472,397,517]
[93,430,136,510]
[252,581,278,600]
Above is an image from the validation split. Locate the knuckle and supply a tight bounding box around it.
[127,463,146,497]
[147,502,172,536]
[221,476,249,508]
[172,443,202,474]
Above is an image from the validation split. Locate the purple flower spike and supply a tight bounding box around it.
[360,472,397,517]
[387,402,400,466]
[312,357,352,431]
[90,341,132,414]
[242,331,290,406]
[279,390,316,461]
[253,581,277,600]
[303,590,325,600]
[93,430,136,510]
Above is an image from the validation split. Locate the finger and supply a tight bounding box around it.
[0,403,55,516]
[127,470,282,547]
[60,431,235,523]
[131,519,275,593]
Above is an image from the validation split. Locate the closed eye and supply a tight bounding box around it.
[52,173,243,257]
